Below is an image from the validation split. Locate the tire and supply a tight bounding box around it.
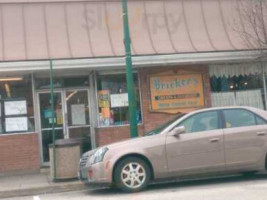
[241,171,257,177]
[114,157,151,193]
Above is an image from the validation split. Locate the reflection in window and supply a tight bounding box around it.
[97,73,142,127]
[179,111,218,133]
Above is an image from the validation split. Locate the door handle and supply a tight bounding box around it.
[209,138,220,143]
[257,132,266,136]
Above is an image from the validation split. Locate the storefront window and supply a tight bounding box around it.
[97,73,142,127]
[0,75,35,134]
[36,76,89,89]
[210,74,265,110]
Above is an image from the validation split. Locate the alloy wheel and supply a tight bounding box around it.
[120,162,146,189]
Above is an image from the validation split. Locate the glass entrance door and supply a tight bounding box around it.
[39,92,64,163]
[38,89,92,164]
[65,90,91,152]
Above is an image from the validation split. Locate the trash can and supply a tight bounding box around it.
[49,139,81,181]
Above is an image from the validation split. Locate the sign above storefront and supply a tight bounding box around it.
[150,73,205,114]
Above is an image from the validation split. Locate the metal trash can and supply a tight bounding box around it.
[49,139,81,180]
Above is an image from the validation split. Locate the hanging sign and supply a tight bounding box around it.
[4,100,27,116]
[150,73,204,113]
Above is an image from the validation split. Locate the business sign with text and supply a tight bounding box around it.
[150,73,204,113]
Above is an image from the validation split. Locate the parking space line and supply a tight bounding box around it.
[33,196,41,200]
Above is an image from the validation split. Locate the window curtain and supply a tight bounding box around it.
[209,62,265,77]
[211,89,264,110]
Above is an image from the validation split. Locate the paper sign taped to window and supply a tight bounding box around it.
[4,100,27,116]
[71,104,86,125]
[5,117,28,132]
[110,93,129,108]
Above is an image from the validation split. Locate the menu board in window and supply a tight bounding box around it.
[4,100,27,116]
[110,93,129,108]
[5,117,28,132]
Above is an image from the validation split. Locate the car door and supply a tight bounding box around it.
[166,110,225,176]
[222,108,267,170]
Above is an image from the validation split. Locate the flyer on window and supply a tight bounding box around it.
[5,117,28,132]
[4,100,27,116]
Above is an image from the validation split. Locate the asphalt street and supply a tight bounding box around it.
[4,174,267,200]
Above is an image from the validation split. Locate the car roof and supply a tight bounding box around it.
[191,106,257,114]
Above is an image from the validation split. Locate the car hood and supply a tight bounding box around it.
[105,134,163,150]
[83,134,164,157]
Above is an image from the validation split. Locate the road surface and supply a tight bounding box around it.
[5,174,267,200]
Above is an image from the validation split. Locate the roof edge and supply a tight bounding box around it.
[0,50,263,73]
[0,0,159,4]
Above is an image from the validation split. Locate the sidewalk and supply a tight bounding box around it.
[0,172,87,199]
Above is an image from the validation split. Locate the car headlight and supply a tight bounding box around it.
[90,147,109,165]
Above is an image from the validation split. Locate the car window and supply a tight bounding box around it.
[145,114,185,136]
[223,109,256,128]
[178,111,219,133]
[256,115,267,125]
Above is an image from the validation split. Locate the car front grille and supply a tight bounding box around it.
[80,154,89,168]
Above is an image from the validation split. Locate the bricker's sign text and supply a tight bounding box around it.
[150,74,204,113]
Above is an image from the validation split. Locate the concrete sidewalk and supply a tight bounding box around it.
[0,172,87,199]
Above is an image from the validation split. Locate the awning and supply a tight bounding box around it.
[0,0,260,62]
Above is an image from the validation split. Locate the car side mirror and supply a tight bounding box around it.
[169,126,185,137]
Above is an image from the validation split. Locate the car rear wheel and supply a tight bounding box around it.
[114,157,151,193]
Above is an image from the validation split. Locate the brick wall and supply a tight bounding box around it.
[0,133,40,173]
[96,65,211,146]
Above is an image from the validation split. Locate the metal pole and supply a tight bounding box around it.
[122,0,138,138]
[49,60,56,181]
[262,63,267,110]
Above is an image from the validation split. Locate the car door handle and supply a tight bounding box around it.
[209,138,220,143]
[257,132,266,136]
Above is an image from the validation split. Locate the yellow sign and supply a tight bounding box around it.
[150,74,204,113]
[98,90,110,108]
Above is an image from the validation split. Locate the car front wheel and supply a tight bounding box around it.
[114,157,151,193]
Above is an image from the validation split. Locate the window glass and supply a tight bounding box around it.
[256,115,267,125]
[0,75,35,134]
[223,109,256,128]
[178,111,218,133]
[210,74,265,110]
[97,73,142,127]
[36,76,89,89]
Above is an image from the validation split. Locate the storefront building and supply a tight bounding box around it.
[0,0,266,173]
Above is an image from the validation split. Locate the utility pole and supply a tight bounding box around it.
[122,0,138,138]
[49,60,56,181]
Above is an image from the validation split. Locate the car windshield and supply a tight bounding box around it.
[145,113,185,136]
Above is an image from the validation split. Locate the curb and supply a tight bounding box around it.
[0,182,87,199]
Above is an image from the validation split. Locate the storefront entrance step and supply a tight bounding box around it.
[0,173,87,199]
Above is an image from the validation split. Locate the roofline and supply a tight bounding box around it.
[0,0,168,4]
[0,50,264,73]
